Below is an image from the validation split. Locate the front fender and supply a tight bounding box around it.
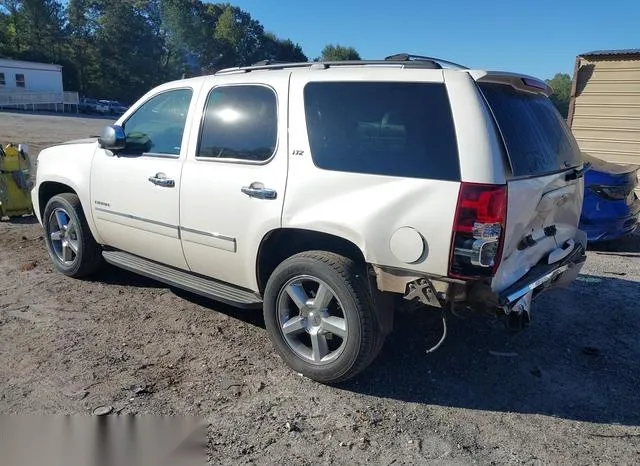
[34,143,103,244]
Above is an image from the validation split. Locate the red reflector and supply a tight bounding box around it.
[454,184,506,234]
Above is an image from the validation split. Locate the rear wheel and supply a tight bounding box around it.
[43,193,103,278]
[263,251,382,384]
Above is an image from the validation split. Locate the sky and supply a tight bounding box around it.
[224,0,640,80]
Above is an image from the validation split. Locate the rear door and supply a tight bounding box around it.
[179,74,289,291]
[476,78,587,292]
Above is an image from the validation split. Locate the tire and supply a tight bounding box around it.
[43,193,103,278]
[263,251,383,384]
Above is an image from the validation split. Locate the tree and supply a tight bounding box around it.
[158,0,206,75]
[260,32,307,63]
[317,44,361,62]
[212,5,265,69]
[0,0,310,98]
[91,0,166,102]
[546,73,572,119]
[64,0,101,95]
[0,8,11,57]
[0,0,64,62]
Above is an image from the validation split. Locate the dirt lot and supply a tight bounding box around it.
[1,112,640,464]
[0,110,112,155]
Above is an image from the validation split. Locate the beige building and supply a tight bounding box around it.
[568,49,640,169]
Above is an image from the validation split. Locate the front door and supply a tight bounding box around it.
[90,86,198,269]
[180,75,290,291]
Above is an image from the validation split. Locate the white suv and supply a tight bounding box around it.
[31,54,588,383]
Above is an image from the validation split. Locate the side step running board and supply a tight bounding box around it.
[102,250,263,308]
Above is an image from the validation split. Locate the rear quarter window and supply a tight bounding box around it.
[303,82,460,181]
[479,82,582,177]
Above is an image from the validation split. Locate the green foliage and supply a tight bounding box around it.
[317,44,361,62]
[546,72,572,119]
[0,0,308,103]
[260,32,307,64]
[213,5,265,68]
[0,0,64,62]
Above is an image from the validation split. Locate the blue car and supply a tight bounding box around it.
[580,153,640,242]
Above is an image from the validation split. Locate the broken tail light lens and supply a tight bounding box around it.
[449,183,507,279]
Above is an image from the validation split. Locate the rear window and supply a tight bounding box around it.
[479,82,582,177]
[303,82,460,181]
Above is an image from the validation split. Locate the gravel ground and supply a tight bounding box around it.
[0,110,112,154]
[1,112,639,465]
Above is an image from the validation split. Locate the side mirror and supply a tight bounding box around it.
[98,125,126,151]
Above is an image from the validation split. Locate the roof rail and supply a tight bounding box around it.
[214,58,443,75]
[250,59,289,66]
[384,53,469,70]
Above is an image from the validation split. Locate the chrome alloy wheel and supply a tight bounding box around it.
[47,207,79,265]
[276,275,348,365]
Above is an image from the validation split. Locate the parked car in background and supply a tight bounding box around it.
[96,100,112,115]
[108,101,129,116]
[80,98,129,116]
[580,152,640,242]
[94,100,129,116]
[79,98,99,114]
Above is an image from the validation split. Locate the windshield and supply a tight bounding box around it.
[479,82,582,177]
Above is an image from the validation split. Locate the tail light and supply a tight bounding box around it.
[449,183,507,279]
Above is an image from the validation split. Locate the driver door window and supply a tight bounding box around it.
[122,88,193,156]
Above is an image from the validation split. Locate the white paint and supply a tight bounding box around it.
[444,70,509,185]
[0,58,63,93]
[90,82,204,270]
[492,173,585,292]
[286,68,459,278]
[179,70,290,290]
[33,63,586,300]
[31,141,103,244]
[389,227,426,264]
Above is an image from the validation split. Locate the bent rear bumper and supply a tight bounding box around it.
[497,240,587,310]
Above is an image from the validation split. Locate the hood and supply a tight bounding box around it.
[61,137,99,146]
[582,152,639,176]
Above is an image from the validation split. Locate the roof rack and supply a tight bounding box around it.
[250,59,290,66]
[384,53,469,70]
[214,58,443,75]
[214,52,469,75]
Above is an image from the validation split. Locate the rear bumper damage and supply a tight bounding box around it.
[373,234,587,326]
[495,240,587,328]
[370,235,587,352]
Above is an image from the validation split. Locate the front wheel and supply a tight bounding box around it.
[43,193,103,278]
[263,251,383,384]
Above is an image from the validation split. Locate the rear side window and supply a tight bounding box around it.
[479,82,582,177]
[303,82,460,181]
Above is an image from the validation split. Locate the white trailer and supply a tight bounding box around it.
[0,58,78,111]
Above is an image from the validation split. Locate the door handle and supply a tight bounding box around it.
[148,173,175,188]
[241,182,277,200]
